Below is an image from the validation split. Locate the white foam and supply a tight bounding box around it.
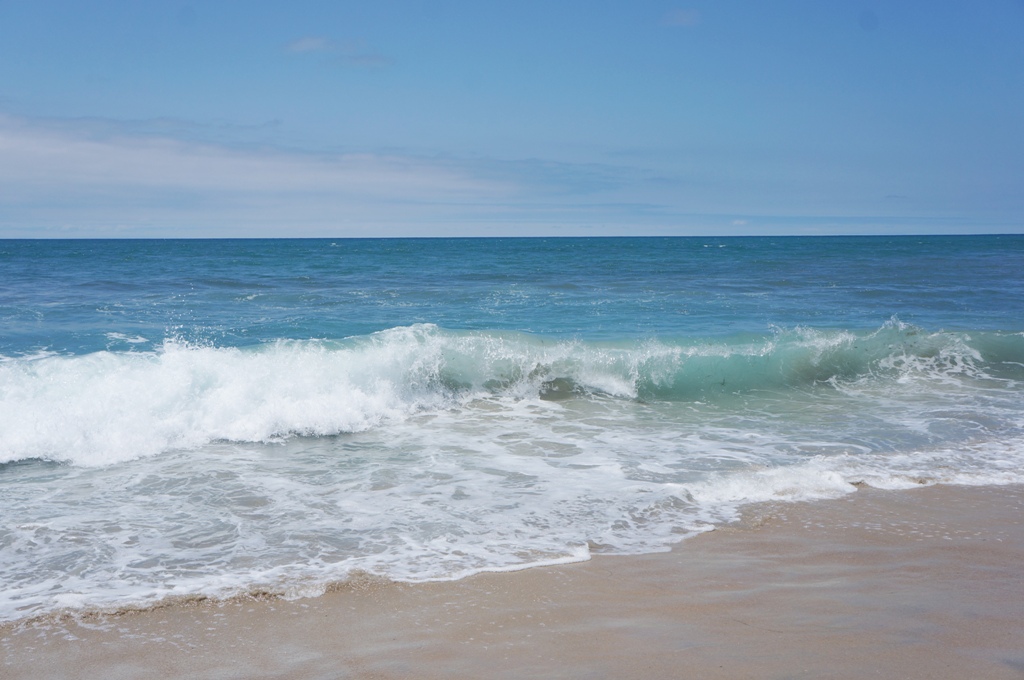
[0,332,456,466]
[688,466,858,505]
[104,332,149,345]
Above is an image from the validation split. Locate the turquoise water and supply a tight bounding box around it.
[1,236,1023,621]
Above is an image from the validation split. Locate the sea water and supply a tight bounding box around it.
[1,236,1022,621]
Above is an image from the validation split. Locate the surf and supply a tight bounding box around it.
[1,320,1020,467]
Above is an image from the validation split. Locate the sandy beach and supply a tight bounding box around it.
[4,483,1023,679]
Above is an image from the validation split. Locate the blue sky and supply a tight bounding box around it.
[1,1,1022,237]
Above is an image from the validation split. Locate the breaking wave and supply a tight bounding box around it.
[1,321,1021,466]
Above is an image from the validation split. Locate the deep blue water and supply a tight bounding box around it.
[3,236,1022,356]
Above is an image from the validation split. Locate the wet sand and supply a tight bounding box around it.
[4,483,1024,679]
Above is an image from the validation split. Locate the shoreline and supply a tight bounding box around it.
[4,483,1024,679]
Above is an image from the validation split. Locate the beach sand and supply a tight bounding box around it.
[4,483,1023,679]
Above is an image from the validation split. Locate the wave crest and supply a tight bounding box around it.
[1,322,1018,466]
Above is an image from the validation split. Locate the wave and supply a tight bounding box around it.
[1,321,1021,466]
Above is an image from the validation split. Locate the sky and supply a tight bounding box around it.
[0,1,1022,238]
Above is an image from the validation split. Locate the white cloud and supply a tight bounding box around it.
[0,116,520,236]
[286,36,392,68]
[286,36,334,53]
[0,117,707,237]
[0,116,503,198]
[338,53,392,68]
[1,115,1002,238]
[662,9,700,27]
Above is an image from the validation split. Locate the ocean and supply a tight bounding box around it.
[1,235,1023,623]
